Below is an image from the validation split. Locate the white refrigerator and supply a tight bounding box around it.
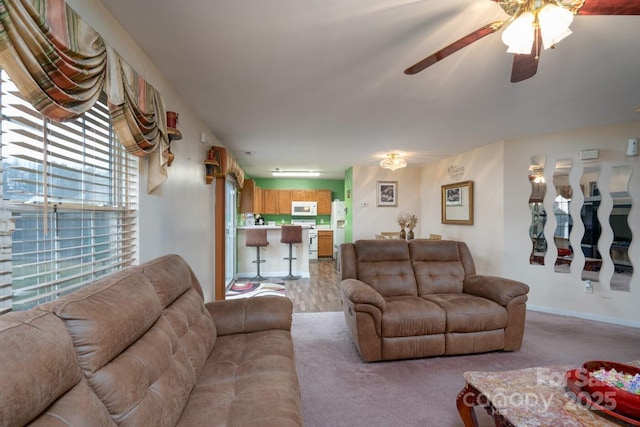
[330,201,346,249]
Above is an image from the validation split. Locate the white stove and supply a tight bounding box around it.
[291,218,318,260]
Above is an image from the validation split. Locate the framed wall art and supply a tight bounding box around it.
[441,181,474,225]
[376,181,397,207]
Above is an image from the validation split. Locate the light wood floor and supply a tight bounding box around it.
[284,258,343,313]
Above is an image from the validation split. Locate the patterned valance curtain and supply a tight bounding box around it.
[212,146,245,188]
[106,47,168,192]
[0,0,168,193]
[0,0,106,120]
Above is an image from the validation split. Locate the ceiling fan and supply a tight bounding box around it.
[404,0,640,83]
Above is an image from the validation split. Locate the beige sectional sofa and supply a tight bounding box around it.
[340,239,530,362]
[0,254,303,426]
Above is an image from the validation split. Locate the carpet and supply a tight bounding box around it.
[291,310,640,427]
[225,281,286,299]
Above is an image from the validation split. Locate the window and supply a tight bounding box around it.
[0,70,138,313]
[553,195,571,240]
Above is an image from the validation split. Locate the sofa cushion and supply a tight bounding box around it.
[140,254,217,379]
[355,240,417,297]
[423,293,508,333]
[411,240,473,295]
[47,258,216,426]
[0,311,114,427]
[178,330,302,427]
[382,296,446,337]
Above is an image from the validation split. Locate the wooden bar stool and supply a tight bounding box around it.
[281,225,302,280]
[246,228,269,281]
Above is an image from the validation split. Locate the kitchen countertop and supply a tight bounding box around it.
[237,225,313,230]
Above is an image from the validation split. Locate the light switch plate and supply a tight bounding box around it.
[580,149,599,160]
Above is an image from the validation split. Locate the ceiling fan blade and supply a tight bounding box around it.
[576,0,640,15]
[404,21,505,75]
[510,29,542,83]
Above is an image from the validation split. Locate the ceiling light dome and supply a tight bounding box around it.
[380,153,407,171]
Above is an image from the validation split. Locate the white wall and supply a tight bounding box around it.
[351,166,421,241]
[417,122,640,327]
[67,0,221,302]
[503,122,640,326]
[419,141,506,274]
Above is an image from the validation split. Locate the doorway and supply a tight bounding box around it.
[225,176,237,288]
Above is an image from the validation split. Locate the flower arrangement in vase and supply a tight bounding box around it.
[406,214,418,240]
[397,213,418,240]
[396,213,407,240]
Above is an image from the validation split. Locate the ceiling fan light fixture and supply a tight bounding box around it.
[380,153,407,171]
[502,5,574,54]
[502,12,536,54]
[538,4,574,49]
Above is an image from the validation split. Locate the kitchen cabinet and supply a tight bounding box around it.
[262,189,278,214]
[318,230,334,258]
[290,189,331,214]
[317,190,332,215]
[291,190,317,202]
[255,186,263,213]
[239,179,263,213]
[261,188,333,215]
[262,189,291,214]
[277,190,291,214]
[290,190,305,201]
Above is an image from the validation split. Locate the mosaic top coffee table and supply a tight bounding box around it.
[456,361,640,427]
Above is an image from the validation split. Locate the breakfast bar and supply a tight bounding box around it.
[237,225,311,279]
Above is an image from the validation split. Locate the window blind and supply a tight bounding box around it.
[0,70,138,313]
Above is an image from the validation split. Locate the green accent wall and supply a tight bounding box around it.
[251,178,345,225]
[254,178,344,198]
[344,168,353,243]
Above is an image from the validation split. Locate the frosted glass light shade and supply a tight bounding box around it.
[538,4,573,49]
[502,12,536,54]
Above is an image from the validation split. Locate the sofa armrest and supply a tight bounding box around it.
[205,296,293,336]
[341,279,386,310]
[463,274,529,306]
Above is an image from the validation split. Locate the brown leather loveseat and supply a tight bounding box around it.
[0,254,303,426]
[340,239,530,362]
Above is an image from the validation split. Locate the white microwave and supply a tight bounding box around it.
[291,201,317,216]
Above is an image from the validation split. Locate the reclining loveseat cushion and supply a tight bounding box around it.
[355,239,417,297]
[409,239,507,332]
[382,296,446,337]
[354,240,446,337]
[423,293,507,333]
[409,240,474,294]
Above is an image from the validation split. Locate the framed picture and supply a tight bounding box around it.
[445,187,462,206]
[376,181,397,207]
[441,181,474,225]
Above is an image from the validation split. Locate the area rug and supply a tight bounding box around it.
[225,281,286,299]
[291,310,640,427]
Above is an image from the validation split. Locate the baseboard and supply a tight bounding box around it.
[527,305,640,329]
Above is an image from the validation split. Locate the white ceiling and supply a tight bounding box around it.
[100,0,640,179]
